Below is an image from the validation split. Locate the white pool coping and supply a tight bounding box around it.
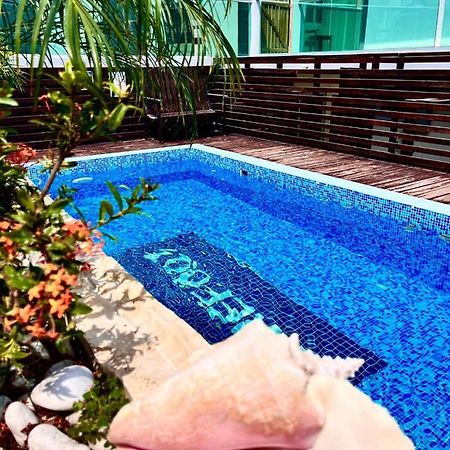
[63,143,450,217]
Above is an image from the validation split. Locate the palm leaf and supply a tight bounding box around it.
[4,0,240,111]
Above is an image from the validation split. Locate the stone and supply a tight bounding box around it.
[66,411,82,425]
[30,341,50,360]
[0,396,11,420]
[31,365,94,411]
[11,371,35,390]
[45,360,75,377]
[5,401,39,446]
[28,424,89,450]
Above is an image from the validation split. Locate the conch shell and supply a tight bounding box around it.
[108,320,414,450]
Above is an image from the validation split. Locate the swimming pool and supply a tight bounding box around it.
[30,144,450,449]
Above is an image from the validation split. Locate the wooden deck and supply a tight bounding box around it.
[75,133,450,205]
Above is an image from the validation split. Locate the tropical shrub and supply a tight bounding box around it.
[0,39,23,88]
[0,68,158,387]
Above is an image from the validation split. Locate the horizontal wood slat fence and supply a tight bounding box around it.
[1,68,146,149]
[209,51,450,172]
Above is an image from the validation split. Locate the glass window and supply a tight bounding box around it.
[364,0,439,49]
[238,2,251,56]
[299,0,365,52]
[298,0,441,53]
[441,0,450,46]
[1,0,37,53]
[166,0,194,44]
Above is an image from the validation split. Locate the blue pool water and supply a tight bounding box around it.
[32,147,450,449]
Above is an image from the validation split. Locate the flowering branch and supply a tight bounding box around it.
[0,67,155,376]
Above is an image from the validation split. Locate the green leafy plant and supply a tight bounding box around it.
[68,375,129,447]
[0,33,23,88]
[0,69,157,378]
[35,62,141,199]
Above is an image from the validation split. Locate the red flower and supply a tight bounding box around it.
[49,267,78,287]
[49,296,70,318]
[45,280,65,298]
[17,305,37,324]
[26,322,47,338]
[46,329,59,340]
[0,235,15,257]
[5,143,37,166]
[39,94,51,113]
[28,282,46,301]
[3,316,17,332]
[63,220,91,239]
[42,263,58,275]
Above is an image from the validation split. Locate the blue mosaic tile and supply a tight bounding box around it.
[180,170,450,292]
[189,150,450,235]
[28,146,450,449]
[119,232,387,385]
[28,146,450,234]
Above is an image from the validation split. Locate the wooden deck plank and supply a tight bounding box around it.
[73,133,450,205]
[393,177,450,192]
[371,176,433,189]
[432,194,450,203]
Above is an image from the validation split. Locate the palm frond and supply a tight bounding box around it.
[5,0,240,107]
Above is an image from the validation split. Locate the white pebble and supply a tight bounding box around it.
[5,401,39,446]
[28,424,89,450]
[31,365,94,411]
[30,341,50,360]
[66,410,82,425]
